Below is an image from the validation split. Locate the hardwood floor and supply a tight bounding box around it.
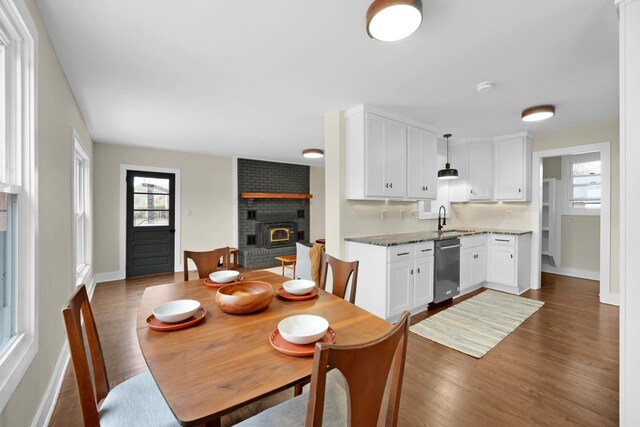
[49,272,618,426]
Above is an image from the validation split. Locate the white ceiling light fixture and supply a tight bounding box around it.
[521,105,556,122]
[302,148,324,159]
[366,0,423,42]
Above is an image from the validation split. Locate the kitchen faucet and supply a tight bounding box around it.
[438,205,447,231]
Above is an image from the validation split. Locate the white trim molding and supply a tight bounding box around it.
[530,142,611,307]
[118,164,182,280]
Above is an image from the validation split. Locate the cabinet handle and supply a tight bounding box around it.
[397,252,410,256]
[410,269,414,275]
[425,186,428,191]
[390,183,393,188]
[421,249,432,252]
[519,188,522,193]
[510,254,513,259]
[495,239,510,242]
[385,183,389,188]
[470,189,473,194]
[417,268,421,273]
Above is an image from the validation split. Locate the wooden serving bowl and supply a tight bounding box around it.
[215,281,274,314]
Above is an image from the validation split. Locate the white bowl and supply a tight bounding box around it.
[282,279,316,295]
[210,270,240,284]
[153,300,200,323]
[278,315,329,345]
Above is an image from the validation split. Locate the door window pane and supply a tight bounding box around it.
[572,176,601,186]
[133,210,169,227]
[0,193,16,352]
[133,177,170,194]
[572,161,601,176]
[133,194,170,210]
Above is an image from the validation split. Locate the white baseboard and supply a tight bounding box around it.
[541,266,600,281]
[31,345,69,427]
[94,270,124,283]
[599,292,620,307]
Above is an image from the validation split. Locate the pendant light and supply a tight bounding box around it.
[366,0,423,42]
[438,133,458,180]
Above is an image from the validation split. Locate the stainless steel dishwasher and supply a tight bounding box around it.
[433,238,461,304]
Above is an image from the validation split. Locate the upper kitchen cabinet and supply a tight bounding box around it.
[493,134,533,201]
[448,141,469,202]
[345,106,438,201]
[468,141,493,200]
[406,126,437,199]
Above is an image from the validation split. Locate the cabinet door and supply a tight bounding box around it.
[407,127,437,199]
[365,113,388,197]
[387,260,413,318]
[472,247,487,285]
[414,256,434,307]
[459,248,474,291]
[488,246,516,286]
[494,137,525,200]
[385,119,407,197]
[468,142,493,200]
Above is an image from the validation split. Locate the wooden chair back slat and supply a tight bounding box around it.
[183,247,230,281]
[61,285,109,427]
[305,311,411,427]
[319,254,359,304]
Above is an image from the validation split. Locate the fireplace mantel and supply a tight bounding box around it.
[240,192,313,199]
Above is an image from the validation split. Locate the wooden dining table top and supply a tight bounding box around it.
[136,270,391,426]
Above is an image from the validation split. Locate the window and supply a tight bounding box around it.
[73,134,91,286]
[565,153,601,214]
[0,0,37,413]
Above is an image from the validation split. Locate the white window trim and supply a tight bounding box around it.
[562,152,602,216]
[0,0,37,414]
[72,129,91,287]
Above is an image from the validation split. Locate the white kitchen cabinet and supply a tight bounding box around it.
[486,233,531,294]
[468,141,493,200]
[448,142,470,202]
[460,234,487,293]
[345,106,437,201]
[406,126,437,199]
[345,240,434,321]
[493,135,533,201]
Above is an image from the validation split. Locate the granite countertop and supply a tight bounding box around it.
[344,228,532,247]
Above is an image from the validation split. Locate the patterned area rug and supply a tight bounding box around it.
[410,290,544,358]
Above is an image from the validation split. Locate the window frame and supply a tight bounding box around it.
[72,130,91,287]
[563,152,602,216]
[0,0,37,413]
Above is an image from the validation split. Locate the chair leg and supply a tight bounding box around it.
[294,382,304,396]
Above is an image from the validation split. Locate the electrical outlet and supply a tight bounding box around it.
[505,209,512,219]
[381,210,387,221]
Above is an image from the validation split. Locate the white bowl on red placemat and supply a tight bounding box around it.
[210,270,240,284]
[153,300,200,323]
[282,279,316,295]
[278,315,329,345]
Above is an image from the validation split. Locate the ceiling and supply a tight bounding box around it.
[36,0,619,166]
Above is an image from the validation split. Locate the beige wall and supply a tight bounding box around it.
[0,0,94,425]
[562,215,600,272]
[543,156,562,179]
[310,166,326,242]
[93,143,234,274]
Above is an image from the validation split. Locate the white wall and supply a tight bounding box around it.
[310,166,325,242]
[0,0,94,425]
[93,143,234,275]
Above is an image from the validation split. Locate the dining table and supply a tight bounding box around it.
[136,269,392,426]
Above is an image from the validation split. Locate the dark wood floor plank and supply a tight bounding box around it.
[49,272,618,426]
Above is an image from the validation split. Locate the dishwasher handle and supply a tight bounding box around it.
[438,244,461,250]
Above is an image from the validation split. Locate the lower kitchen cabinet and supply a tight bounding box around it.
[345,241,434,321]
[486,233,531,294]
[460,235,487,293]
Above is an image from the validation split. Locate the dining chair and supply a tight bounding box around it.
[61,285,179,427]
[236,311,411,427]
[183,247,230,281]
[319,254,359,304]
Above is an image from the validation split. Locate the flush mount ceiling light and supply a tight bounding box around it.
[302,148,324,159]
[438,133,458,180]
[521,105,556,122]
[366,0,423,42]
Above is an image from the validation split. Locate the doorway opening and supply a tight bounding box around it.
[531,142,613,305]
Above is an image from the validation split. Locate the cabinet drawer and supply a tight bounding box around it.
[388,245,414,262]
[490,234,515,246]
[460,234,487,249]
[414,242,434,257]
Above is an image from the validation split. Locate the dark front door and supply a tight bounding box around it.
[126,170,175,277]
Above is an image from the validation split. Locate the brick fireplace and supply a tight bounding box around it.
[237,159,310,268]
